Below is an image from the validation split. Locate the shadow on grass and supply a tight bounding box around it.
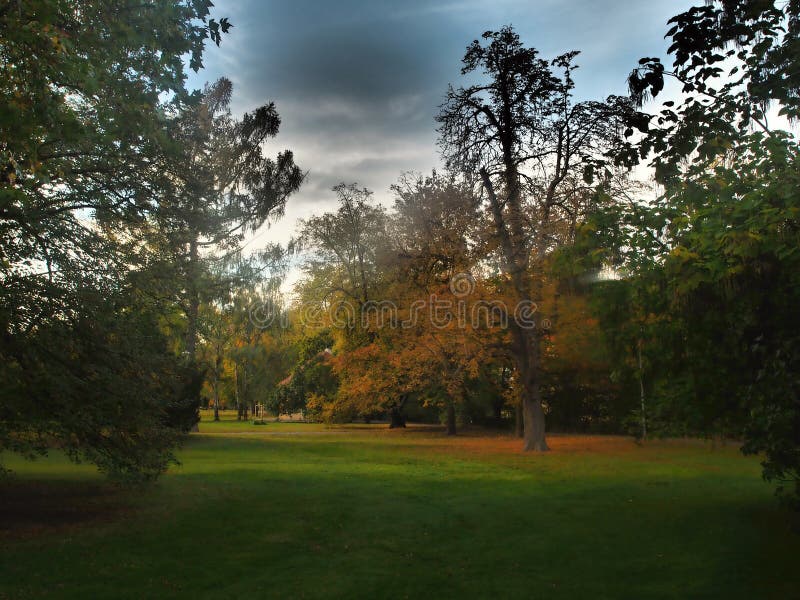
[1,435,798,599]
[0,479,133,539]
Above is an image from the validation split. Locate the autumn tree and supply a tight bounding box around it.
[291,184,392,420]
[331,173,505,434]
[437,27,643,450]
[385,172,492,434]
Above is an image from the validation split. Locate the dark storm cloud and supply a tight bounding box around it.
[189,0,693,248]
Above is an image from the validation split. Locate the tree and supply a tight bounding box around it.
[289,179,412,427]
[628,0,800,182]
[386,172,490,434]
[270,329,337,420]
[0,0,232,479]
[438,27,643,450]
[139,77,301,432]
[293,184,392,418]
[296,183,387,313]
[227,289,294,420]
[329,173,506,434]
[619,1,800,506]
[198,304,236,421]
[155,77,303,365]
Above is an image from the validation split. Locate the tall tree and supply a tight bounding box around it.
[0,0,230,478]
[387,172,487,434]
[620,1,800,506]
[438,27,642,450]
[155,77,303,365]
[293,184,390,420]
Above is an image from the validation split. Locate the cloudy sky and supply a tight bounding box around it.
[186,0,691,289]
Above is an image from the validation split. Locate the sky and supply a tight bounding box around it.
[186,0,693,292]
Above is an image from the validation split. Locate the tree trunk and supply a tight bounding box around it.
[480,167,548,451]
[492,400,503,424]
[520,360,548,451]
[446,403,457,436]
[389,408,406,428]
[516,326,549,451]
[522,394,548,451]
[185,239,201,432]
[388,394,407,428]
[638,338,647,440]
[241,367,248,420]
[235,365,242,421]
[213,384,220,422]
[515,399,524,438]
[212,356,221,422]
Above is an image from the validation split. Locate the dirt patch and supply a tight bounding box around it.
[0,480,133,539]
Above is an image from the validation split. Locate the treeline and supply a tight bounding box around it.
[1,1,798,505]
[216,176,628,438]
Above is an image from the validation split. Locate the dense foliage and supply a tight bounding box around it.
[0,1,298,480]
[595,0,800,505]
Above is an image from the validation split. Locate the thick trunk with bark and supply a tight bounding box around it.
[522,392,548,451]
[389,407,406,428]
[515,325,549,451]
[212,381,220,421]
[480,167,549,451]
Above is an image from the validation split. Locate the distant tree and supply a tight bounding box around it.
[227,289,294,420]
[330,173,505,434]
[386,172,488,434]
[199,304,236,422]
[293,185,391,419]
[332,340,422,426]
[270,329,337,420]
[296,183,388,316]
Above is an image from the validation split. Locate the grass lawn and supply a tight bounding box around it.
[1,420,798,599]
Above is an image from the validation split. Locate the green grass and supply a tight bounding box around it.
[1,425,798,599]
